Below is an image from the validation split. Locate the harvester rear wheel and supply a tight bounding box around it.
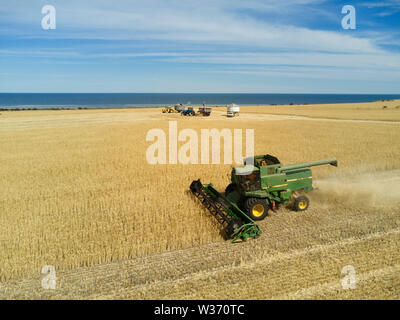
[244,198,268,221]
[294,195,309,211]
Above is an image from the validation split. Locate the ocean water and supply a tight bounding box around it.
[0,93,399,109]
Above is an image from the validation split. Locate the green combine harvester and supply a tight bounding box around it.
[190,154,337,242]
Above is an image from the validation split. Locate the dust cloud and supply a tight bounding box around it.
[312,169,400,208]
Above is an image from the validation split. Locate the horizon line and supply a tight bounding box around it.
[1,92,400,95]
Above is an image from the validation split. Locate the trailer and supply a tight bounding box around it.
[198,107,212,116]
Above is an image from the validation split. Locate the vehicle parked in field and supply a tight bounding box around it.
[198,107,212,116]
[181,106,195,116]
[227,104,240,117]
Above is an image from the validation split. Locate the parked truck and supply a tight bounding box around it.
[227,104,240,117]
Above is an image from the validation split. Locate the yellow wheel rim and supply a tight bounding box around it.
[252,204,265,217]
[298,200,307,210]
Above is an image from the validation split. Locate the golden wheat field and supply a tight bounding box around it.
[0,100,399,299]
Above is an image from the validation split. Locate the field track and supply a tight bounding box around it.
[1,109,400,131]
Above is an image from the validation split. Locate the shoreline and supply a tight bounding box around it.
[1,99,400,111]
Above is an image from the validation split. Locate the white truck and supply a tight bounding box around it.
[227,104,240,117]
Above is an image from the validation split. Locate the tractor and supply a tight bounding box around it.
[181,107,196,116]
[162,106,176,113]
[190,154,337,242]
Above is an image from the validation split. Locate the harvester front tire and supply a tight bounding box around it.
[244,198,268,221]
[294,195,309,211]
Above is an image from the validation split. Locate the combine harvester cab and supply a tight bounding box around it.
[190,154,337,242]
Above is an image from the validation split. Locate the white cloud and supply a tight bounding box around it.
[361,0,400,16]
[0,0,380,53]
[1,0,400,92]
[164,51,400,69]
[362,1,400,8]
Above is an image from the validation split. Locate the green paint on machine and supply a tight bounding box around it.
[190,154,337,242]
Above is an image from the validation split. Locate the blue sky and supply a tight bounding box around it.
[1,0,400,93]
